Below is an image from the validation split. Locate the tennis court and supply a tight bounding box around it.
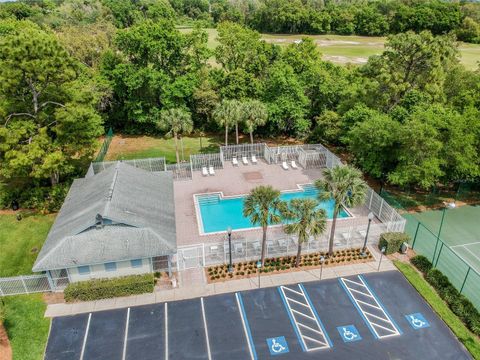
[403,205,480,310]
[45,271,471,360]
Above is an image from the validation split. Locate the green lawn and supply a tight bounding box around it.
[394,261,480,359]
[105,134,222,163]
[179,27,480,70]
[0,213,55,277]
[1,294,50,360]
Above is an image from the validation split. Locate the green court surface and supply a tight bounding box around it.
[403,205,480,310]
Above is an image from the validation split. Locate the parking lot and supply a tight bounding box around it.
[45,271,471,360]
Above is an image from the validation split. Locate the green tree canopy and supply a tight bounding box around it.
[283,198,327,267]
[243,185,285,266]
[315,165,367,256]
[0,20,103,186]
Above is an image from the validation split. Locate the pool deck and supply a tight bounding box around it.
[173,160,373,247]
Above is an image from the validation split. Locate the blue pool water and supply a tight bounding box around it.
[196,185,350,234]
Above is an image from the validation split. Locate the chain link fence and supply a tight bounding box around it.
[405,217,480,311]
[0,274,52,296]
[94,128,113,163]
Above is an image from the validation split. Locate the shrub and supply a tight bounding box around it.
[64,274,154,302]
[426,269,451,290]
[411,255,433,274]
[378,232,411,255]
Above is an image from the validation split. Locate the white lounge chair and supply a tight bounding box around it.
[242,156,248,165]
[232,157,239,166]
[291,160,298,169]
[251,155,258,164]
[202,167,208,176]
[282,161,289,170]
[208,166,215,175]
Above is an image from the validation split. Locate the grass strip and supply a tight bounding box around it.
[1,294,50,360]
[394,260,480,360]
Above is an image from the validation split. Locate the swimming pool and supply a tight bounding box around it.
[195,184,351,234]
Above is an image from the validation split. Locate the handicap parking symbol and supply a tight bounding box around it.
[405,313,430,329]
[337,325,362,343]
[266,336,289,355]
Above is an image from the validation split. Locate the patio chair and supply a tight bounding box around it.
[291,160,298,169]
[202,167,208,176]
[266,240,274,253]
[252,241,261,253]
[242,156,249,165]
[282,161,289,170]
[234,242,244,254]
[251,155,258,164]
[278,238,287,249]
[208,166,215,176]
[358,230,367,238]
[232,157,239,166]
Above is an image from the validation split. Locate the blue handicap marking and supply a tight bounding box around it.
[405,313,430,329]
[337,325,362,343]
[266,336,289,355]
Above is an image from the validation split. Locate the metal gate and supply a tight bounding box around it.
[178,246,204,270]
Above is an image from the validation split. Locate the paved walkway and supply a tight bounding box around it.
[45,246,396,318]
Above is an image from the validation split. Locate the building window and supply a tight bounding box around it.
[104,262,116,272]
[78,265,90,275]
[131,259,142,268]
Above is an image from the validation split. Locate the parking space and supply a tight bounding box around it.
[45,270,472,360]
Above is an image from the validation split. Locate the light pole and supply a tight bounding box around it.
[227,226,233,273]
[437,201,456,240]
[256,260,262,288]
[319,256,325,280]
[378,246,386,272]
[362,212,375,256]
[433,201,456,264]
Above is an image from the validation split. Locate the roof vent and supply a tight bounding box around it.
[95,214,104,229]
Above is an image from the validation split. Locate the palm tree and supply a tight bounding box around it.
[157,108,193,164]
[213,100,240,146]
[315,165,368,256]
[283,199,327,267]
[243,185,286,266]
[243,100,268,144]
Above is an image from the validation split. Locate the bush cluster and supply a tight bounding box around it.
[64,274,154,302]
[378,232,410,255]
[207,248,373,280]
[411,255,433,274]
[411,255,480,337]
[0,183,69,212]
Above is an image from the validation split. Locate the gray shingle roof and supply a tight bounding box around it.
[33,162,176,271]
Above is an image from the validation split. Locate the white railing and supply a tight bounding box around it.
[176,220,387,270]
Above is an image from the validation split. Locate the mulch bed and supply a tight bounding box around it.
[205,247,374,284]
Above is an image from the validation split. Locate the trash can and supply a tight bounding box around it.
[400,242,409,254]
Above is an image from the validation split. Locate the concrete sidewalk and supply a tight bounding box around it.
[45,246,396,318]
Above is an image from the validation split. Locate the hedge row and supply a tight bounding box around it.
[64,274,155,302]
[411,255,480,337]
[378,232,411,255]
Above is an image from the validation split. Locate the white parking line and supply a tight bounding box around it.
[164,303,168,360]
[79,313,91,360]
[235,292,257,360]
[122,308,130,360]
[278,284,331,351]
[200,298,212,360]
[340,276,401,339]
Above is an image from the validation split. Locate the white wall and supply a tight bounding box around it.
[68,258,152,283]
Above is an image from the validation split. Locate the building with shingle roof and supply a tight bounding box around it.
[33,161,176,283]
